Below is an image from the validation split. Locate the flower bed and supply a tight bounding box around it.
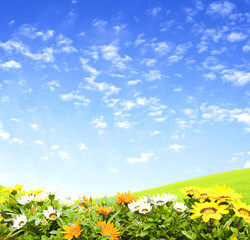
[0,184,249,239]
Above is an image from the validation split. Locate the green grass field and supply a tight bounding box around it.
[1,169,250,204]
[133,168,250,204]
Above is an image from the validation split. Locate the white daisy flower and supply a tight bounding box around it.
[173,202,187,212]
[45,187,57,196]
[17,194,34,205]
[13,214,27,229]
[138,202,152,214]
[60,198,74,208]
[151,194,167,206]
[164,193,177,204]
[43,206,62,220]
[128,200,141,212]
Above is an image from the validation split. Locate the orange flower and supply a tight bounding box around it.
[61,220,82,240]
[115,191,139,204]
[96,205,116,215]
[97,221,121,240]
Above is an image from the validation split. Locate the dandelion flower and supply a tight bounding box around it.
[43,206,61,220]
[61,220,82,240]
[173,202,187,212]
[115,191,139,204]
[232,201,250,223]
[190,202,229,222]
[96,205,116,215]
[13,214,27,229]
[138,202,152,214]
[97,221,121,240]
[17,194,35,205]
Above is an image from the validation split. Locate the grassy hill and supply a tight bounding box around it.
[134,169,250,204]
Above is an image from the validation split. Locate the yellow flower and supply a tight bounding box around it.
[180,186,201,197]
[30,189,43,195]
[232,201,250,223]
[190,201,229,222]
[61,220,82,240]
[0,196,6,204]
[96,205,116,215]
[214,185,242,204]
[194,187,215,203]
[13,184,24,192]
[115,191,139,204]
[97,221,121,240]
[1,187,13,196]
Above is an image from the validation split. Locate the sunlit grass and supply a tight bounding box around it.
[134,169,250,204]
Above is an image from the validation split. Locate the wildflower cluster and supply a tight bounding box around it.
[0,184,249,239]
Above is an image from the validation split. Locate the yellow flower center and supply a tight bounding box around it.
[156,200,164,205]
[238,208,250,216]
[49,213,57,219]
[19,221,25,227]
[200,207,217,214]
[142,209,148,213]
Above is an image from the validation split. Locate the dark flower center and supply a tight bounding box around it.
[200,207,217,214]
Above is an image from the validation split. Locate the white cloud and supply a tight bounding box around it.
[153,42,172,56]
[147,7,161,17]
[80,58,100,75]
[58,151,71,160]
[93,19,107,29]
[150,130,161,135]
[233,113,250,125]
[114,121,131,129]
[135,34,146,47]
[41,156,49,161]
[141,58,156,67]
[51,145,59,150]
[59,91,90,106]
[90,116,107,128]
[227,32,247,42]
[12,138,24,144]
[17,24,54,41]
[221,69,250,86]
[204,72,217,80]
[80,143,87,150]
[34,140,44,145]
[0,40,54,62]
[127,152,154,165]
[244,160,250,168]
[29,123,39,130]
[0,129,10,140]
[111,168,119,173]
[43,80,61,91]
[173,88,182,92]
[10,118,21,122]
[207,1,235,17]
[120,100,136,111]
[243,42,250,52]
[82,76,120,98]
[169,144,186,152]
[0,60,21,69]
[144,70,162,81]
[100,44,131,70]
[127,80,142,85]
[56,34,77,53]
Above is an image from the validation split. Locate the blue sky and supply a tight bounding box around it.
[0,0,249,199]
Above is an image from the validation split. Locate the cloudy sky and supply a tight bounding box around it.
[0,0,249,199]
